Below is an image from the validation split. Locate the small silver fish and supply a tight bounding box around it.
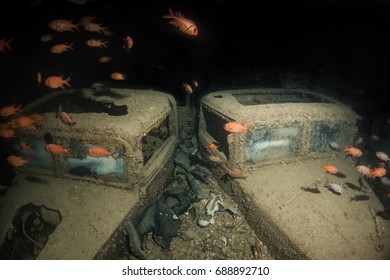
[91,82,105,91]
[354,136,364,146]
[380,177,390,186]
[329,142,340,151]
[376,151,390,163]
[326,182,344,194]
[356,165,372,177]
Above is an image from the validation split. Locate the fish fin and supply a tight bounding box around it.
[168,20,178,26]
[163,8,174,18]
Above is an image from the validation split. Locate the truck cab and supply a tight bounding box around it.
[0,88,178,259]
[198,88,390,259]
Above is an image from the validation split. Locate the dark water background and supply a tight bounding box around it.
[0,0,389,186]
[1,0,388,103]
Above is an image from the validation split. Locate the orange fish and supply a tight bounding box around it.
[86,39,108,48]
[56,106,76,127]
[209,141,219,151]
[102,29,114,36]
[98,56,112,63]
[87,146,117,160]
[0,37,13,53]
[344,146,362,157]
[110,72,127,80]
[29,113,47,125]
[11,116,38,130]
[7,155,29,168]
[370,167,386,178]
[0,128,16,138]
[0,122,11,129]
[50,43,73,54]
[228,170,247,180]
[163,8,198,36]
[322,164,338,174]
[45,75,71,89]
[123,36,134,52]
[40,34,54,42]
[78,15,97,26]
[0,104,22,117]
[182,82,193,94]
[83,22,110,35]
[224,122,253,133]
[46,144,72,155]
[209,154,226,164]
[49,19,80,32]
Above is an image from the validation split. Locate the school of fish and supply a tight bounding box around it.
[1,4,389,206]
[324,140,390,197]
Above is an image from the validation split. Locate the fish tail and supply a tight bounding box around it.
[15,104,22,112]
[111,150,118,160]
[3,37,13,49]
[65,77,71,87]
[66,148,73,155]
[73,23,80,32]
[246,125,254,134]
[102,28,111,36]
